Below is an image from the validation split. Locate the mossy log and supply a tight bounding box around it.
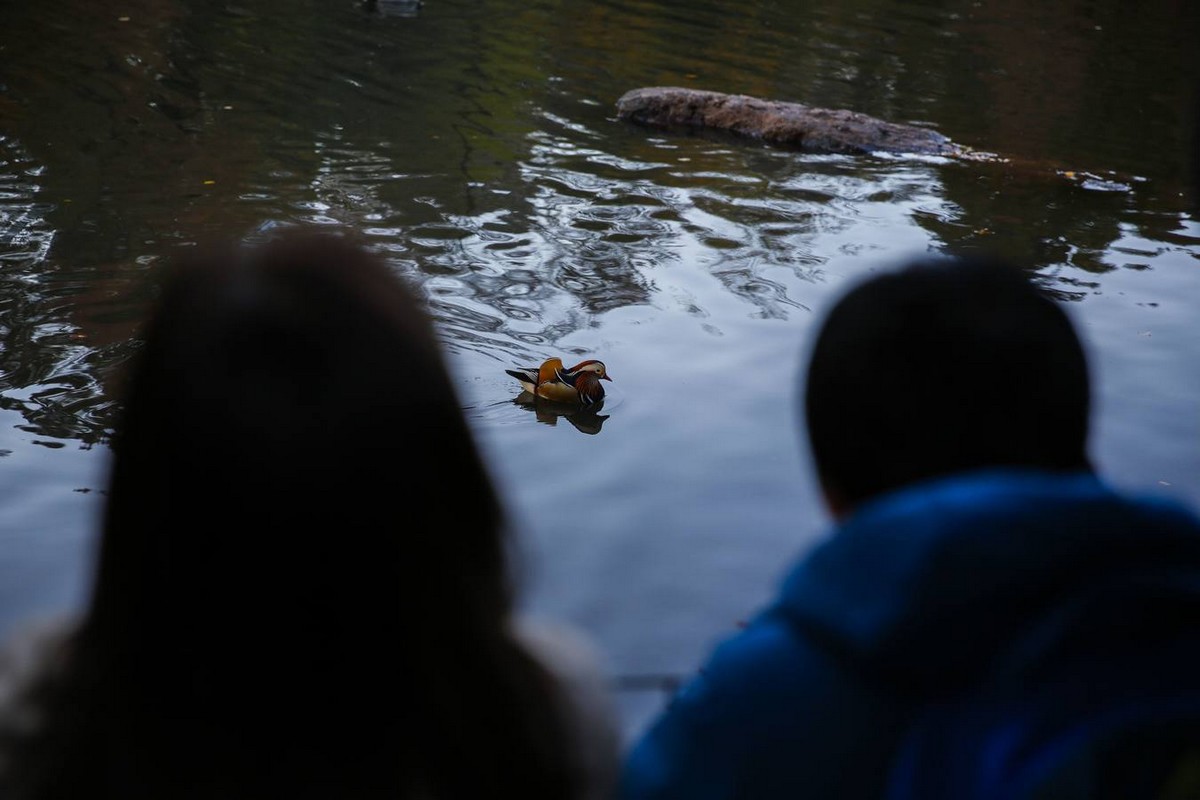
[616,86,970,157]
[615,87,1143,194]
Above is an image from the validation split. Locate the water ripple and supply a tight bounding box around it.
[0,137,55,267]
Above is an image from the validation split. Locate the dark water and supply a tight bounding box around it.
[1,0,1198,740]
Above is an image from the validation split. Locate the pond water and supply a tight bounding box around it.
[1,0,1198,742]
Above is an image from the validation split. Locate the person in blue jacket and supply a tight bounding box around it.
[620,253,1200,800]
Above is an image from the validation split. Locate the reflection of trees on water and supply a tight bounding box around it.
[914,155,1199,304]
[919,160,1132,294]
[0,137,119,444]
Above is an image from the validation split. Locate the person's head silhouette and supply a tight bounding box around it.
[3,229,584,799]
[803,253,1092,517]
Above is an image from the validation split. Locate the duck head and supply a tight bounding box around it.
[562,359,613,383]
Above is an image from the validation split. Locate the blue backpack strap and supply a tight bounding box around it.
[886,569,1200,800]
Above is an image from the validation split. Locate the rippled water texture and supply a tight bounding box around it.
[2,0,1198,738]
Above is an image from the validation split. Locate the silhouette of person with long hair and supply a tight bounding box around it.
[0,229,618,800]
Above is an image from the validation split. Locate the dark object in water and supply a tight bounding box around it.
[616,86,968,157]
[614,88,1149,192]
[363,0,422,17]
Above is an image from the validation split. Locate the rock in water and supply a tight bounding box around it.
[615,86,963,157]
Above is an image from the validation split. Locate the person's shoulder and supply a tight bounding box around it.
[621,611,898,800]
[512,616,621,800]
[660,610,845,721]
[0,615,76,709]
[0,616,79,783]
[513,617,611,691]
[1121,484,1200,531]
[511,615,618,735]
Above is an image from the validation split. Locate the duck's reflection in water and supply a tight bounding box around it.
[512,392,610,435]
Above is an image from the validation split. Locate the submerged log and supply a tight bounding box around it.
[615,86,968,157]
[615,87,1145,194]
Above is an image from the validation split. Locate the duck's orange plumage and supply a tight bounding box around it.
[505,358,612,406]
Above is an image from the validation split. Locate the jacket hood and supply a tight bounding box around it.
[774,469,1200,694]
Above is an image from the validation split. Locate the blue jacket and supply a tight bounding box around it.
[620,469,1200,800]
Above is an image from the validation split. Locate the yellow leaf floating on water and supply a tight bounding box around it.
[203,180,216,185]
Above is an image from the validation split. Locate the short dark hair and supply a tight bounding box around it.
[803,253,1091,509]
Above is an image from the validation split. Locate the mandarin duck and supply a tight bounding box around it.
[505,357,612,406]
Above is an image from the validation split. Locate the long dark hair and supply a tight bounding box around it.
[5,230,577,799]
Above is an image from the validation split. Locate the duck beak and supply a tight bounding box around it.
[602,374,613,381]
